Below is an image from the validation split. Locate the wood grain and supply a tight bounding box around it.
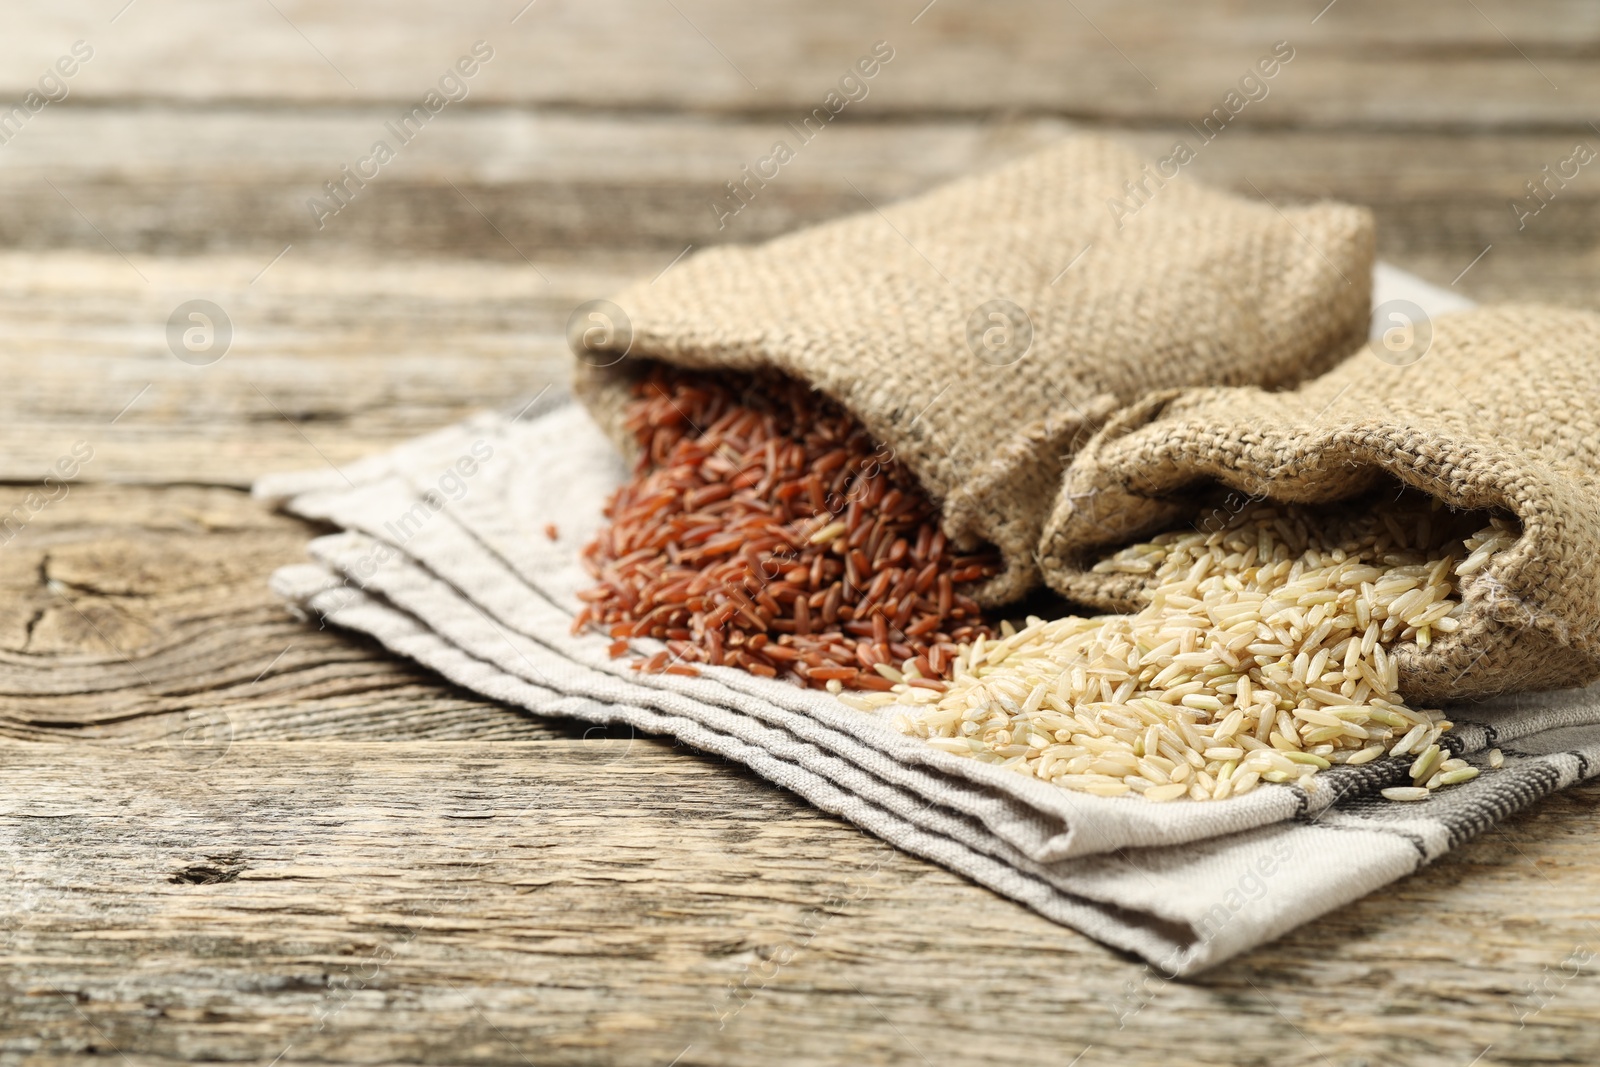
[1,740,1597,1066]
[0,484,576,747]
[3,112,1599,262]
[4,0,1600,1062]
[0,250,599,484]
[3,1,1597,125]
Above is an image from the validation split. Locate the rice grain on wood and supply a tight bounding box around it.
[847,495,1515,803]
[574,368,1002,689]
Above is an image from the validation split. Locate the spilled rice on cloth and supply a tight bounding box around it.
[843,494,1517,803]
[575,367,1002,689]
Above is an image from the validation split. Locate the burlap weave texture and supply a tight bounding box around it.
[1039,304,1600,702]
[574,135,1374,605]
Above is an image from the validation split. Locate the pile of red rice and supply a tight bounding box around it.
[574,368,1000,691]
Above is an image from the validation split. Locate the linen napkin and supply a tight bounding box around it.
[256,266,1600,975]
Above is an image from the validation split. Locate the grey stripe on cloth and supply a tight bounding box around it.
[255,265,1600,973]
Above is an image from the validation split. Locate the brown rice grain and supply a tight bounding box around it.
[872,493,1510,805]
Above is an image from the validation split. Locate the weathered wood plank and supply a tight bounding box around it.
[1,112,1597,259]
[0,111,1073,254]
[0,484,579,747]
[0,250,604,484]
[3,1,1597,127]
[0,739,1597,1066]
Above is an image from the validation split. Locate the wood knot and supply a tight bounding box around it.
[169,855,246,885]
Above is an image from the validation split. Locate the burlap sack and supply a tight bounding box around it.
[1039,304,1600,703]
[572,135,1374,605]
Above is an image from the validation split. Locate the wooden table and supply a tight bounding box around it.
[3,3,1598,1063]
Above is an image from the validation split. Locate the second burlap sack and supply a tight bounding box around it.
[1039,304,1600,703]
[573,135,1373,605]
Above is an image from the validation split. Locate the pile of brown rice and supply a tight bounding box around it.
[575,368,1002,689]
[843,494,1516,803]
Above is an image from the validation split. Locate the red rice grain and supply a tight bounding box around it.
[575,367,1002,690]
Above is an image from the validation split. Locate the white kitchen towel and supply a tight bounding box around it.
[255,265,1600,973]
